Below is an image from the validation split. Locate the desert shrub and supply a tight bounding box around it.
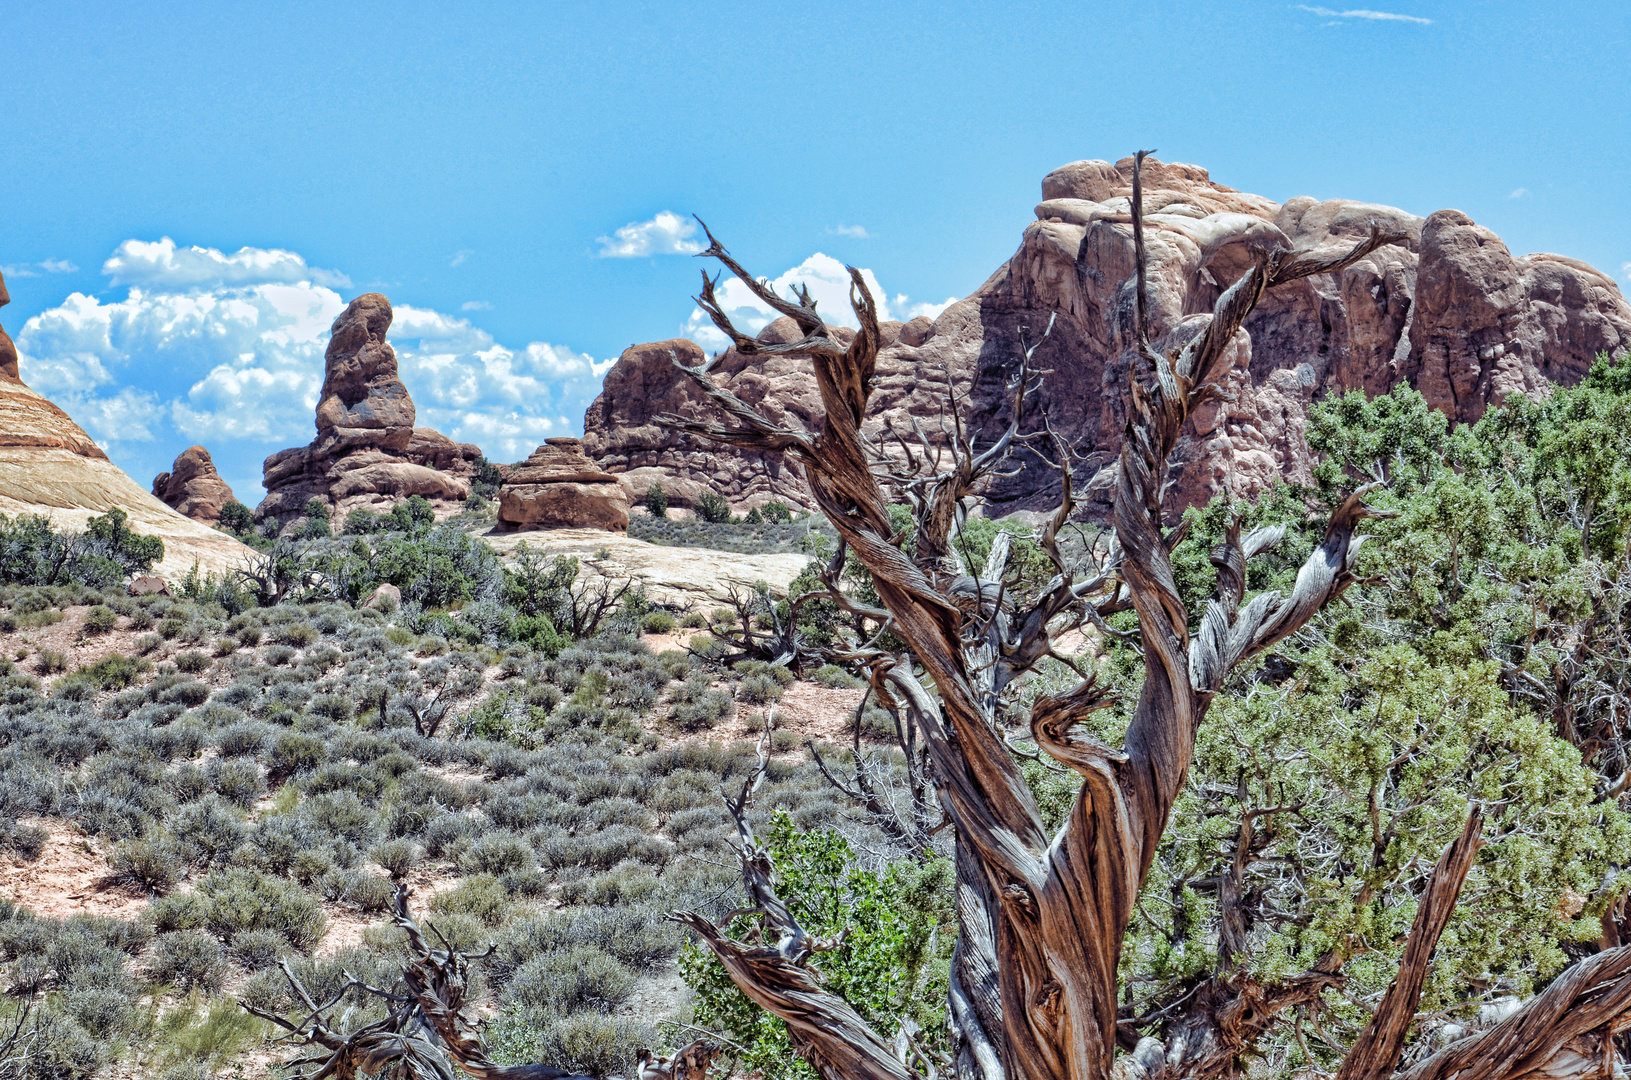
[208,758,267,806]
[70,652,147,692]
[505,944,637,1013]
[145,892,211,935]
[423,812,482,857]
[34,648,67,674]
[268,731,327,774]
[671,674,733,731]
[108,834,185,894]
[230,928,286,971]
[263,643,296,666]
[161,680,211,707]
[135,632,164,655]
[235,623,262,647]
[679,610,708,628]
[321,868,396,912]
[429,873,509,926]
[154,995,263,1068]
[309,693,353,721]
[149,930,226,991]
[459,832,535,876]
[559,861,661,907]
[67,984,138,1039]
[297,791,377,848]
[640,610,676,634]
[82,604,117,634]
[216,721,270,757]
[812,663,864,689]
[370,838,423,880]
[276,621,317,647]
[1,821,48,861]
[170,797,246,868]
[196,868,327,950]
[488,1011,656,1079]
[695,490,732,523]
[174,650,210,673]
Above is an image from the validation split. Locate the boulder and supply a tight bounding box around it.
[128,576,172,597]
[152,445,237,524]
[582,156,1631,521]
[498,439,630,531]
[363,583,401,611]
[256,293,485,530]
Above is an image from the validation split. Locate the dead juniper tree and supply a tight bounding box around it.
[660,153,1631,1080]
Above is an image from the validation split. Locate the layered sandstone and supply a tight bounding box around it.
[152,445,237,524]
[257,293,484,528]
[0,269,255,580]
[583,157,1631,519]
[498,439,629,532]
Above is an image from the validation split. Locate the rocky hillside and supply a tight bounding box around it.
[0,270,254,579]
[153,445,237,525]
[257,293,485,530]
[583,156,1631,518]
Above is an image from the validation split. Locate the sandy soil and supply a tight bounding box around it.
[0,816,147,919]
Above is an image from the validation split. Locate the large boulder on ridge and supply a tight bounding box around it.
[582,157,1631,520]
[152,445,236,524]
[257,293,483,528]
[498,439,629,531]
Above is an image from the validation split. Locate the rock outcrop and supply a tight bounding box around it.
[257,293,484,528]
[498,439,629,531]
[152,445,236,524]
[583,158,1631,519]
[0,268,256,580]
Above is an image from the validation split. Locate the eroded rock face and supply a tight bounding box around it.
[257,293,483,528]
[152,445,236,524]
[0,269,17,382]
[498,438,629,532]
[583,157,1631,519]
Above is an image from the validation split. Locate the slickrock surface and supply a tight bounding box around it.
[257,293,483,527]
[152,444,237,524]
[482,527,805,608]
[583,157,1631,519]
[0,269,255,580]
[497,438,630,531]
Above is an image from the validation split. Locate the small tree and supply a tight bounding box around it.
[695,490,732,523]
[301,497,332,539]
[217,500,253,534]
[645,481,669,518]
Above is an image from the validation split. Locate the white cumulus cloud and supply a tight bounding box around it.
[597,211,704,258]
[682,253,958,350]
[102,237,352,290]
[16,239,617,502]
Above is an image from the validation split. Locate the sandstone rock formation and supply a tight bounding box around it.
[257,293,484,528]
[498,438,629,531]
[583,157,1631,519]
[152,445,237,524]
[0,268,256,579]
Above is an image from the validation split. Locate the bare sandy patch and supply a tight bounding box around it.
[0,816,148,919]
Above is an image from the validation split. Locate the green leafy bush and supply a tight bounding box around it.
[643,482,667,518]
[694,490,732,523]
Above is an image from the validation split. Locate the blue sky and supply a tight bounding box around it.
[1,0,1627,504]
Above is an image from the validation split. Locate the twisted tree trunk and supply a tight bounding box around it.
[663,156,1631,1080]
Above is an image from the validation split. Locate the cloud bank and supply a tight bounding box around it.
[17,242,614,504]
